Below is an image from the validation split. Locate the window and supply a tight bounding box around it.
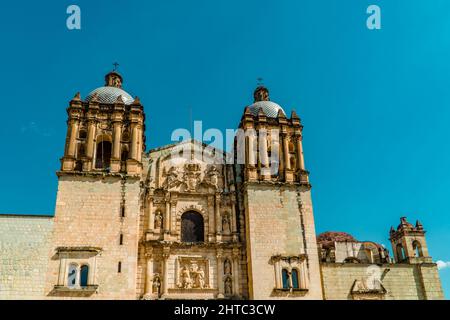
[95,140,112,169]
[181,211,204,243]
[80,265,89,287]
[291,269,300,289]
[396,244,405,261]
[79,130,87,140]
[119,234,123,245]
[120,204,125,218]
[67,264,78,288]
[118,262,122,273]
[412,241,423,257]
[282,269,290,289]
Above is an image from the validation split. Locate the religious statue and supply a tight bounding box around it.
[222,214,231,234]
[179,265,192,289]
[224,259,232,275]
[153,276,161,297]
[194,266,206,289]
[224,277,233,296]
[154,212,163,229]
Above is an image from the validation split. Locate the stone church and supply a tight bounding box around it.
[0,71,444,300]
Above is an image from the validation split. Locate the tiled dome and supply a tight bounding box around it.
[248,100,286,118]
[85,86,134,105]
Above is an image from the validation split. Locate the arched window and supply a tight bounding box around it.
[396,244,405,261]
[80,265,89,287]
[95,140,112,169]
[67,264,78,288]
[181,211,204,243]
[291,269,300,289]
[412,241,423,257]
[282,269,290,289]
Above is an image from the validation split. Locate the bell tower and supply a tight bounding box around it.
[390,217,432,263]
[237,86,322,299]
[60,70,145,175]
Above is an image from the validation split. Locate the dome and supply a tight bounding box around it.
[85,86,134,105]
[248,100,286,118]
[317,231,357,249]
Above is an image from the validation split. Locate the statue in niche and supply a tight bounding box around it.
[179,265,192,289]
[154,212,163,229]
[153,276,161,297]
[222,214,231,234]
[224,259,232,275]
[224,277,233,296]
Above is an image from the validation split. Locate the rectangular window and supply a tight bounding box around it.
[118,262,122,273]
[119,234,123,245]
[120,204,125,218]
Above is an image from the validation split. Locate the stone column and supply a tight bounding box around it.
[296,135,305,171]
[216,250,224,298]
[148,198,154,231]
[248,133,255,166]
[111,122,122,172]
[67,119,79,157]
[130,123,138,160]
[112,122,122,160]
[164,194,171,234]
[259,128,270,178]
[230,200,238,242]
[274,259,281,289]
[86,120,96,159]
[161,249,170,297]
[136,125,143,162]
[215,193,221,242]
[283,134,291,170]
[145,249,154,297]
[232,249,240,296]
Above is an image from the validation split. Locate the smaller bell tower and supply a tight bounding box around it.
[389,217,432,263]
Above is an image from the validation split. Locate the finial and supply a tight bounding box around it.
[277,108,286,118]
[132,96,141,105]
[113,62,119,72]
[73,92,81,101]
[90,92,99,103]
[291,110,299,120]
[244,106,252,115]
[116,95,124,104]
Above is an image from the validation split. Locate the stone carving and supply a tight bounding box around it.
[222,214,231,234]
[352,265,385,294]
[154,212,163,229]
[204,165,220,189]
[179,265,192,289]
[163,166,183,189]
[184,163,201,192]
[177,258,209,289]
[224,259,232,275]
[224,277,233,296]
[153,275,161,296]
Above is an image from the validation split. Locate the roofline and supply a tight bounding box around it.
[0,213,54,218]
[147,139,231,157]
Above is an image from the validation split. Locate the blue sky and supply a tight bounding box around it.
[0,0,449,298]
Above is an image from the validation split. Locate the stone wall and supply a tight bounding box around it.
[44,174,141,300]
[244,183,323,299]
[321,263,444,300]
[0,214,53,299]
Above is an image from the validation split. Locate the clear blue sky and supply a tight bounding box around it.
[0,0,449,298]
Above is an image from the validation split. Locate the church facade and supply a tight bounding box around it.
[0,71,444,300]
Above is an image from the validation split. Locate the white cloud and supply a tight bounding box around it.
[436,261,450,270]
